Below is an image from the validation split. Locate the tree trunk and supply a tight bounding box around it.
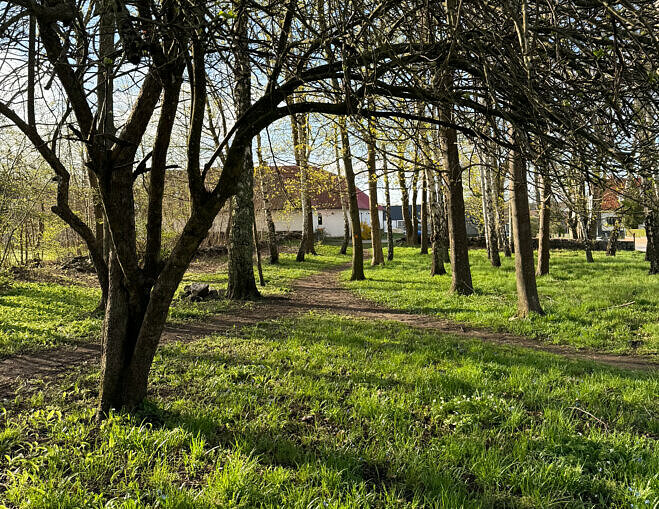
[290,109,316,261]
[535,169,551,275]
[396,152,414,246]
[335,136,351,255]
[97,252,148,413]
[509,131,544,316]
[338,117,365,280]
[383,150,394,261]
[256,134,278,264]
[482,160,501,267]
[253,215,265,286]
[420,166,429,254]
[493,169,511,257]
[438,102,473,295]
[367,125,384,265]
[227,145,260,300]
[606,219,620,256]
[227,13,259,300]
[646,209,659,274]
[567,209,579,239]
[428,166,446,276]
[411,165,419,245]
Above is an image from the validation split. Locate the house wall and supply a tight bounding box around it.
[257,208,383,238]
[207,207,384,240]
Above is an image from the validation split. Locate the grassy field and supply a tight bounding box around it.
[344,248,659,355]
[0,281,101,357]
[0,245,348,357]
[1,314,657,507]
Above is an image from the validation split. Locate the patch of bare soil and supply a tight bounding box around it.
[1,263,656,401]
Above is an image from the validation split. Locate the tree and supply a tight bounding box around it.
[227,3,259,300]
[536,164,551,275]
[255,134,279,264]
[365,118,385,265]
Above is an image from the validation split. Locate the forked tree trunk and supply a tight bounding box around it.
[438,100,473,294]
[97,253,148,412]
[366,125,384,265]
[420,167,429,254]
[383,151,394,261]
[536,169,551,275]
[256,134,278,264]
[427,166,446,276]
[509,131,544,316]
[338,117,365,280]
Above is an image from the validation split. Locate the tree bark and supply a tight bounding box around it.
[428,166,446,275]
[383,149,394,261]
[493,169,511,257]
[606,219,620,256]
[227,7,259,300]
[253,215,265,286]
[535,168,551,275]
[338,116,365,280]
[290,109,316,261]
[437,98,473,294]
[646,209,659,274]
[420,166,429,254]
[509,130,544,316]
[335,135,351,255]
[482,159,501,267]
[397,166,415,246]
[411,165,419,245]
[366,123,384,265]
[256,134,279,264]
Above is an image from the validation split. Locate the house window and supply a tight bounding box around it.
[606,217,616,226]
[317,213,323,225]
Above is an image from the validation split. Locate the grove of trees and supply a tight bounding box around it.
[0,0,656,415]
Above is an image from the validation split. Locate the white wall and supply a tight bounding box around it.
[253,208,383,238]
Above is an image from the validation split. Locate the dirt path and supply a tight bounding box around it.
[1,264,656,400]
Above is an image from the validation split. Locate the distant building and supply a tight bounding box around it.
[387,204,480,237]
[209,165,383,239]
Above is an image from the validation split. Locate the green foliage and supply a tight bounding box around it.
[1,315,657,507]
[344,248,659,354]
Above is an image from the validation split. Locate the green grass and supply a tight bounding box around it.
[1,314,657,507]
[0,245,348,357]
[344,248,659,355]
[0,282,101,357]
[170,244,348,322]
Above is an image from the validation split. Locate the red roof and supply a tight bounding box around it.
[601,177,640,211]
[255,165,381,211]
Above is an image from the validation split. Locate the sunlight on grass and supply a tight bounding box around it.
[0,244,349,355]
[1,314,657,507]
[0,282,101,357]
[344,248,659,354]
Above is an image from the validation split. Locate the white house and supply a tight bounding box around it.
[209,165,383,239]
